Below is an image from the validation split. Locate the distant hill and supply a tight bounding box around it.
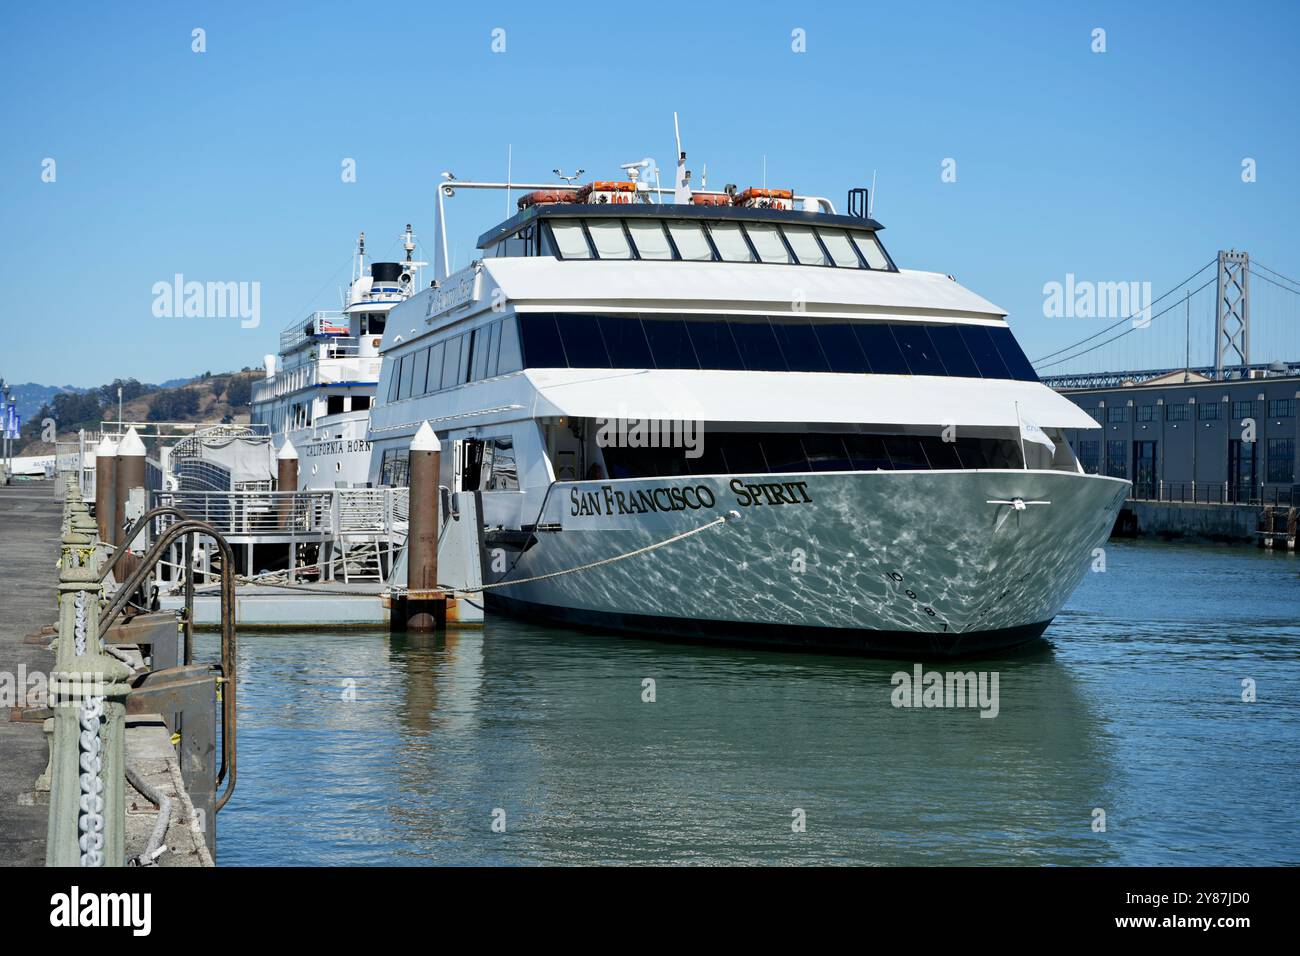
[7,382,87,422]
[13,371,259,456]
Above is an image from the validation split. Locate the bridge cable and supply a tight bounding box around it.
[1031,257,1217,366]
[1035,274,1218,371]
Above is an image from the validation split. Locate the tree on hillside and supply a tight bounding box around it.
[97,378,150,406]
[147,388,200,422]
[224,376,252,407]
[48,392,104,430]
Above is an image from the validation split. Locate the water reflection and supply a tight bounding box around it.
[212,539,1298,866]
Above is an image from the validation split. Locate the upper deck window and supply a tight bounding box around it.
[550,221,592,259]
[586,220,633,259]
[626,220,674,260]
[780,225,827,266]
[539,216,897,272]
[818,228,864,268]
[851,231,891,270]
[707,222,755,262]
[665,221,714,261]
[743,222,793,264]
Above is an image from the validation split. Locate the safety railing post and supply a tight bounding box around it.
[46,488,132,867]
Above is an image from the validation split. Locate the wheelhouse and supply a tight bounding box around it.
[478,204,897,271]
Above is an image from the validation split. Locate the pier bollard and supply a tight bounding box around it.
[113,427,146,582]
[46,504,131,867]
[277,438,299,528]
[94,436,117,546]
[400,422,444,631]
[113,427,146,551]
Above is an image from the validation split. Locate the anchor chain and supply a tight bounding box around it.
[72,590,106,867]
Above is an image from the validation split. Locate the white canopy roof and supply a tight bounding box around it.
[523,368,1098,430]
[481,258,1006,323]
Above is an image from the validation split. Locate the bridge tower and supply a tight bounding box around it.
[1214,249,1250,377]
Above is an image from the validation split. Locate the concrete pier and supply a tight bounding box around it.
[0,482,62,866]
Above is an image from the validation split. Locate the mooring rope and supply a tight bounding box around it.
[165,511,738,600]
[442,511,737,594]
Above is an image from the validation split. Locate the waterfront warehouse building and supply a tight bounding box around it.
[1059,369,1299,503]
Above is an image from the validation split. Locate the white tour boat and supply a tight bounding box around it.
[252,228,424,489]
[366,145,1127,655]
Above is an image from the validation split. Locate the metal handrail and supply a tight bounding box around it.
[98,519,238,813]
[99,505,191,581]
[1127,481,1297,507]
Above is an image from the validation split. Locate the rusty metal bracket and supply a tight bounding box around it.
[99,518,237,814]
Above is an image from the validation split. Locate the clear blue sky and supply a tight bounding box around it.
[2,0,1297,387]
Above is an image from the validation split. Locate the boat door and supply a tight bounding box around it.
[452,438,486,492]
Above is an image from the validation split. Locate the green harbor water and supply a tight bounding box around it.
[209,539,1299,865]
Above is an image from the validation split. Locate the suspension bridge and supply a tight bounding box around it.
[1033,250,1300,389]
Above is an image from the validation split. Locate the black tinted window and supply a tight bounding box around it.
[883,436,931,470]
[814,323,871,373]
[844,434,893,470]
[958,325,1011,379]
[519,313,567,367]
[685,320,745,370]
[730,317,787,372]
[773,317,831,372]
[512,313,1037,381]
[802,436,852,471]
[598,315,653,368]
[926,325,980,378]
[641,318,699,369]
[853,323,909,375]
[892,324,946,376]
[557,314,610,367]
[760,435,810,473]
[989,327,1039,381]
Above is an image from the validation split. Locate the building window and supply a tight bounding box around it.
[1267,438,1295,484]
[1137,405,1154,422]
[1268,399,1294,418]
[1106,440,1127,478]
[1197,402,1219,420]
[1166,404,1190,421]
[1232,400,1257,421]
[1108,406,1129,423]
[1077,440,1100,474]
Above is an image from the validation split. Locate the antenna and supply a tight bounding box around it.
[505,144,512,217]
[700,163,707,190]
[762,155,767,189]
[620,158,654,200]
[672,112,692,204]
[869,169,877,216]
[436,172,454,281]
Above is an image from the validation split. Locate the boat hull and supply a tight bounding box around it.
[482,469,1129,657]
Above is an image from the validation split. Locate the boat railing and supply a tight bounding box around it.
[150,486,410,541]
[153,489,338,537]
[279,310,350,353]
[320,336,362,358]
